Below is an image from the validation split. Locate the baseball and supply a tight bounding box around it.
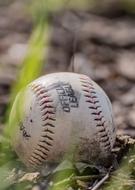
[9,72,116,168]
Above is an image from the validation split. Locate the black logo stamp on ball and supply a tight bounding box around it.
[48,82,79,112]
[19,122,31,140]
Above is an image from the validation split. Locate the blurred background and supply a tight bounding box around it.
[0,0,135,137]
[0,0,135,189]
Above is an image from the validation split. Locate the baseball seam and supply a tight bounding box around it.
[80,76,111,153]
[28,84,56,166]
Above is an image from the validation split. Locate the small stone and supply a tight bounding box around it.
[120,88,135,106]
[32,185,41,190]
[112,101,124,116]
[7,43,27,66]
[112,101,128,129]
[45,48,70,73]
[117,51,135,80]
[127,109,135,127]
[69,53,95,79]
[19,172,39,182]
[94,65,111,81]
[117,129,135,137]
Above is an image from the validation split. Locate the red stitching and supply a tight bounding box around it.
[41,105,54,109]
[39,140,52,146]
[44,128,54,134]
[80,79,93,86]
[34,151,47,160]
[40,98,53,106]
[37,144,50,152]
[28,159,35,165]
[94,116,104,121]
[82,84,94,89]
[30,156,42,165]
[92,111,102,115]
[41,135,53,141]
[41,110,55,116]
[80,77,111,152]
[43,115,56,121]
[43,123,55,128]
[28,84,55,166]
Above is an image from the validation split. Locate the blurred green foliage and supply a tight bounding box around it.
[122,0,135,13]
[27,0,96,16]
[103,147,135,190]
[9,21,48,111]
[0,1,49,189]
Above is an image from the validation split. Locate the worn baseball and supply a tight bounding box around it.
[9,72,116,168]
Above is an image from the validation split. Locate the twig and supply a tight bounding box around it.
[74,174,104,181]
[53,174,74,187]
[90,172,110,190]
[53,174,103,187]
